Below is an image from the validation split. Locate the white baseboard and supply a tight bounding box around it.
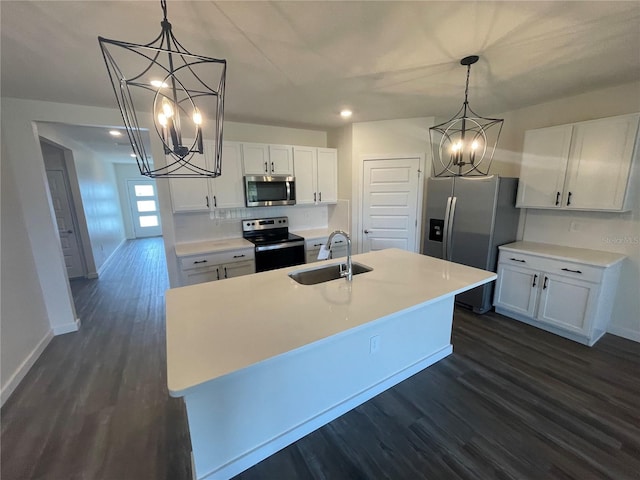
[53,317,81,335]
[607,324,640,343]
[1,329,54,406]
[202,345,453,480]
[97,238,126,276]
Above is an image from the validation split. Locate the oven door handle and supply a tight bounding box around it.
[255,240,305,252]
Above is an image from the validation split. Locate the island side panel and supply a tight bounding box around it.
[185,296,455,480]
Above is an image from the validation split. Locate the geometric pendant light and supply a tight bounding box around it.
[429,55,503,177]
[98,0,226,178]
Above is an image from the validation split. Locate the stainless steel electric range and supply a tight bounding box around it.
[242,217,305,272]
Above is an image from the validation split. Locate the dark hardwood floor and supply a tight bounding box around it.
[2,238,639,479]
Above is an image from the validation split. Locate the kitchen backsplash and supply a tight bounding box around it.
[173,204,330,244]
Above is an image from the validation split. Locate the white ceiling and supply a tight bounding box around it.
[2,1,640,156]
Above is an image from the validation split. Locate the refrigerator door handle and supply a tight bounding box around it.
[442,196,453,259]
[447,196,457,261]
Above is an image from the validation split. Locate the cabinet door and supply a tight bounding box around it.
[242,143,270,175]
[182,265,220,286]
[536,273,594,334]
[222,260,255,279]
[211,141,245,208]
[293,146,317,204]
[330,243,348,259]
[516,125,572,209]
[317,148,338,204]
[168,149,211,212]
[269,145,294,175]
[563,115,638,211]
[493,264,540,317]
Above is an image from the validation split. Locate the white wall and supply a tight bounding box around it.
[1,143,53,405]
[327,125,353,199]
[495,81,640,341]
[0,97,170,403]
[38,123,127,272]
[224,121,327,146]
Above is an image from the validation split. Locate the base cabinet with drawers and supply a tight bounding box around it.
[178,247,255,286]
[305,236,347,263]
[493,242,625,346]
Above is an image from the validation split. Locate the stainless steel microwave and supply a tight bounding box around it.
[244,175,296,207]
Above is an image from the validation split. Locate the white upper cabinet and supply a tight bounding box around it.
[516,113,639,212]
[293,147,338,205]
[169,140,244,212]
[242,143,293,175]
[316,148,338,204]
[210,141,245,209]
[268,145,294,175]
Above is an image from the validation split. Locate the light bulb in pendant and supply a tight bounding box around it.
[161,98,174,118]
[192,108,203,125]
[157,113,168,127]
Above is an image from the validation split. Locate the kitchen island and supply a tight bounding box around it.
[166,248,496,480]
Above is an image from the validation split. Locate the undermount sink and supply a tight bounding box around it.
[289,262,373,285]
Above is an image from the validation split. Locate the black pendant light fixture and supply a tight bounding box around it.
[99,0,227,178]
[429,55,503,177]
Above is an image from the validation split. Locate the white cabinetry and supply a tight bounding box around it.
[242,143,293,175]
[305,235,347,263]
[169,141,244,212]
[516,113,639,212]
[493,242,625,346]
[293,147,338,205]
[178,247,255,286]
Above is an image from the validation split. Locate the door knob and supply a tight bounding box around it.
[67,230,73,234]
[364,229,370,234]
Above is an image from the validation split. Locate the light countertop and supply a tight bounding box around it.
[499,241,626,267]
[165,248,496,396]
[174,238,254,257]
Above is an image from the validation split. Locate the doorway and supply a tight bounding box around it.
[42,141,87,278]
[361,156,423,253]
[126,179,162,237]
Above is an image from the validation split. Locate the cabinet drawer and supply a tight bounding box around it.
[180,249,255,271]
[498,250,603,283]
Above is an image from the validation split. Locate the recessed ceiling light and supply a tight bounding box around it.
[150,80,168,88]
[340,109,352,118]
[109,130,122,136]
[130,153,136,158]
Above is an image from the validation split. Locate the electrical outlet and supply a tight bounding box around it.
[370,335,381,354]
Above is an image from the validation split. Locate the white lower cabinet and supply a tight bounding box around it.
[179,248,255,286]
[493,242,624,346]
[305,236,347,263]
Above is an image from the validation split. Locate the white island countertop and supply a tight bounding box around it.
[165,248,496,396]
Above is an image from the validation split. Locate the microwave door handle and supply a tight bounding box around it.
[286,181,291,201]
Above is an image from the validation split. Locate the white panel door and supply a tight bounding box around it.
[362,158,420,253]
[168,150,210,212]
[127,180,162,237]
[269,145,294,175]
[46,169,84,278]
[537,274,594,334]
[242,143,270,175]
[494,264,540,317]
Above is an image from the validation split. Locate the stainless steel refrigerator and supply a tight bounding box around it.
[423,175,519,314]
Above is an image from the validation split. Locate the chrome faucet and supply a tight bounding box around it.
[326,230,352,281]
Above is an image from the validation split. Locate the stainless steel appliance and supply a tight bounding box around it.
[244,175,296,207]
[423,175,519,314]
[242,216,305,272]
